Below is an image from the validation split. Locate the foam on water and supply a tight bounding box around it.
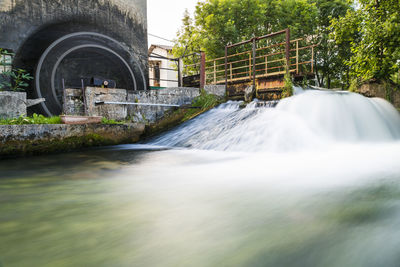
[151,88,400,152]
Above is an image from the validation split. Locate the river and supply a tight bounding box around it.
[1,89,400,266]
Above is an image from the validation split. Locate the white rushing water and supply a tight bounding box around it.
[151,88,400,152]
[146,88,400,190]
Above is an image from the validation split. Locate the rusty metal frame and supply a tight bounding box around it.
[224,29,291,89]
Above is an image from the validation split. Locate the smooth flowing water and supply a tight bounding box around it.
[1,89,400,267]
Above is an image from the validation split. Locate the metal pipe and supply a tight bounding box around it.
[226,29,287,48]
[285,28,291,74]
[252,38,257,89]
[200,51,206,89]
[95,101,181,107]
[225,45,228,91]
[81,79,87,115]
[62,78,66,115]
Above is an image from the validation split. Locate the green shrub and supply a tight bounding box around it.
[0,49,33,92]
[183,90,222,121]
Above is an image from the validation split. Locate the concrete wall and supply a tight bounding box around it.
[359,82,400,109]
[0,0,148,116]
[0,91,26,118]
[64,87,128,120]
[62,86,200,123]
[128,87,200,123]
[204,85,226,97]
[0,123,145,158]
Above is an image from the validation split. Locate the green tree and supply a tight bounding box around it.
[331,0,400,83]
[173,0,353,89]
[311,0,353,89]
[172,9,202,74]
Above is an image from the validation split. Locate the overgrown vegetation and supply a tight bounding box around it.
[331,0,400,85]
[173,0,354,89]
[282,70,294,98]
[183,89,222,120]
[0,114,61,125]
[101,118,125,125]
[0,49,33,92]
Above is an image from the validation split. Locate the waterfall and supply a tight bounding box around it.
[150,89,400,152]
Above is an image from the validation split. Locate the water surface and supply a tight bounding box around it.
[1,90,400,267]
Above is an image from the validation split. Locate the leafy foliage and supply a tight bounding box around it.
[0,114,61,125]
[311,0,354,89]
[173,0,353,89]
[0,69,34,92]
[0,49,33,92]
[331,0,400,83]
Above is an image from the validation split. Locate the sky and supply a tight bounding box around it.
[147,0,200,48]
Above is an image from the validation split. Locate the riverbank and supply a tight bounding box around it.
[0,123,145,159]
[0,90,224,159]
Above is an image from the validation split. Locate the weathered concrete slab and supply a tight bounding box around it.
[204,85,226,97]
[63,87,128,120]
[63,89,85,116]
[128,87,200,123]
[0,123,145,158]
[85,87,128,120]
[359,82,400,109]
[0,91,26,119]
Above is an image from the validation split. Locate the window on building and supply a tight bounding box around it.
[0,49,13,73]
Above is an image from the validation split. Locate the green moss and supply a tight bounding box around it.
[101,118,125,125]
[0,133,118,158]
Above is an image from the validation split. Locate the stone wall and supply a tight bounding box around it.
[62,87,200,123]
[85,87,128,120]
[204,85,226,97]
[0,91,26,119]
[0,123,145,158]
[127,87,200,123]
[64,87,128,120]
[359,82,400,109]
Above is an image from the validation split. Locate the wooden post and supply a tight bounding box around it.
[285,28,290,74]
[200,51,206,89]
[296,40,299,74]
[265,56,268,75]
[213,60,216,84]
